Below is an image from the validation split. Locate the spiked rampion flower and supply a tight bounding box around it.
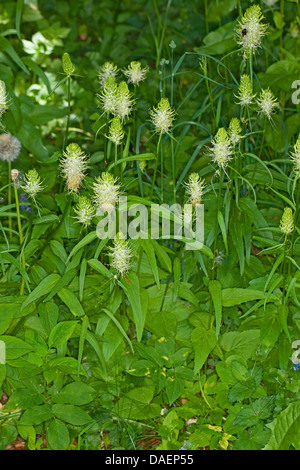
[236,5,268,56]
[236,74,256,107]
[290,134,300,177]
[228,118,242,146]
[93,172,121,213]
[98,62,118,87]
[184,173,206,206]
[115,81,133,120]
[74,196,94,227]
[123,61,148,86]
[150,97,175,134]
[0,134,21,162]
[98,76,118,115]
[0,81,8,119]
[256,88,278,119]
[62,52,75,76]
[110,232,132,276]
[280,207,294,236]
[210,128,233,170]
[21,169,44,199]
[60,143,88,192]
[107,117,124,146]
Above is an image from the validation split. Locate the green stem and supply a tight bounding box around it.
[14,184,26,295]
[64,75,71,149]
[8,161,12,238]
[282,235,288,305]
[150,133,162,200]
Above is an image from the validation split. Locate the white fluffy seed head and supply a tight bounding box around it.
[0,133,21,162]
[93,172,121,213]
[60,143,88,193]
[150,97,176,134]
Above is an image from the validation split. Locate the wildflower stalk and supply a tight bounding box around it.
[8,160,12,237]
[150,133,163,200]
[13,180,26,295]
[62,53,75,149]
[65,75,71,148]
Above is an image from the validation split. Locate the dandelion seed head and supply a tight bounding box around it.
[0,134,21,162]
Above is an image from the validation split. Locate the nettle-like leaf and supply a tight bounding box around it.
[264,401,300,450]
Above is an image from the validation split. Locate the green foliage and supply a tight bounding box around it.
[0,0,300,452]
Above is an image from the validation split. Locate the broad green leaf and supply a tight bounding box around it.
[48,321,78,348]
[0,336,33,359]
[21,274,61,310]
[222,288,266,307]
[57,288,85,317]
[52,404,93,425]
[264,401,300,450]
[47,419,70,450]
[52,382,96,405]
[191,326,217,372]
[20,405,53,425]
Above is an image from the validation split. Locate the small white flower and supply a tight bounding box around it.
[123,61,148,86]
[184,173,206,206]
[60,143,88,193]
[93,172,121,213]
[21,169,44,199]
[150,97,175,134]
[256,88,278,119]
[210,128,233,170]
[0,134,21,162]
[236,5,268,55]
[110,233,132,276]
[98,62,118,87]
[74,196,94,227]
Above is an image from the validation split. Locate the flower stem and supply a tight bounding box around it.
[14,183,26,295]
[150,133,162,200]
[8,160,12,238]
